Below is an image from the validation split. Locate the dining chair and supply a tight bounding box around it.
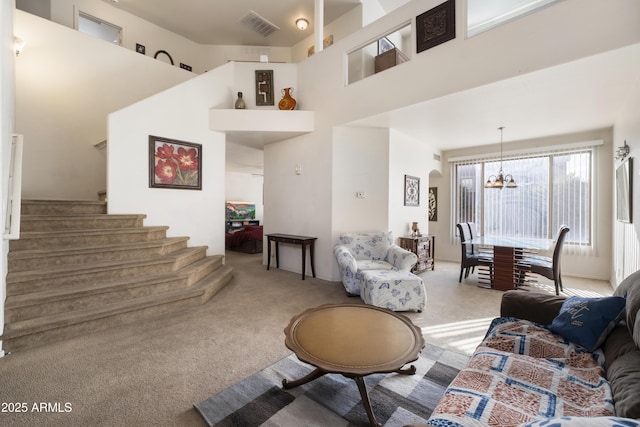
[518,226,570,295]
[456,223,493,282]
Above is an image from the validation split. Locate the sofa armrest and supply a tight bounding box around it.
[386,244,418,271]
[500,290,566,325]
[334,245,357,274]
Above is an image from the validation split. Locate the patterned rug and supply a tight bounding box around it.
[194,343,469,427]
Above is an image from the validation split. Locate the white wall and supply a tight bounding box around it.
[49,0,209,73]
[107,63,235,256]
[1,0,17,356]
[388,129,442,240]
[435,128,614,281]
[265,0,640,283]
[15,11,192,200]
[332,126,390,235]
[612,72,640,285]
[291,5,365,63]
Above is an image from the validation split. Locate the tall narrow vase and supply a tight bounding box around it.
[278,87,297,110]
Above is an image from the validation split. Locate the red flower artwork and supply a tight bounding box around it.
[156,143,175,159]
[175,147,198,171]
[150,137,202,189]
[155,159,177,184]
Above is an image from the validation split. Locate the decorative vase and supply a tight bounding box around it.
[278,87,296,110]
[234,91,246,109]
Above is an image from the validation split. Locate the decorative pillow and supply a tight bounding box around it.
[548,296,626,352]
[519,416,640,427]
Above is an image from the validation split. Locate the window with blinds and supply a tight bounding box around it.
[453,148,593,247]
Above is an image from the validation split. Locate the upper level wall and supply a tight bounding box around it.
[15,10,192,200]
[264,0,640,282]
[298,0,640,128]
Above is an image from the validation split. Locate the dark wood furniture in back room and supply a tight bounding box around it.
[399,235,435,273]
[225,219,259,233]
[266,233,317,280]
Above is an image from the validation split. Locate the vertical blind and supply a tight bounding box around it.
[451,145,597,255]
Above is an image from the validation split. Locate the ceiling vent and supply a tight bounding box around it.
[239,10,280,38]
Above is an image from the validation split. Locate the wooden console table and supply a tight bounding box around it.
[266,234,317,280]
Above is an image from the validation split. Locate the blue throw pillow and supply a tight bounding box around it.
[548,296,626,351]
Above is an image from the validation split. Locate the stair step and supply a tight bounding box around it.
[8,236,190,272]
[21,199,107,215]
[9,226,169,251]
[5,255,224,322]
[6,246,208,296]
[5,199,231,353]
[1,264,234,352]
[20,214,146,232]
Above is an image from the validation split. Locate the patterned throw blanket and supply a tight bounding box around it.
[427,318,614,427]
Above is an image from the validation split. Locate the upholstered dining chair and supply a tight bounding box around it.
[518,225,570,295]
[456,223,493,282]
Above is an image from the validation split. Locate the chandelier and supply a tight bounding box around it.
[484,127,517,189]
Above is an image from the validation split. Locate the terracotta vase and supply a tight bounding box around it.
[278,87,297,110]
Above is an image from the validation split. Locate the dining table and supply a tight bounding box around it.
[466,235,554,291]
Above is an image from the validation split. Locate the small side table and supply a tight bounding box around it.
[266,233,317,280]
[399,235,435,274]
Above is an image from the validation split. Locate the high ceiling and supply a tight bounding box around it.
[100,1,639,175]
[104,0,384,46]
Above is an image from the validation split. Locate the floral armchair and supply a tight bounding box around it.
[333,231,418,295]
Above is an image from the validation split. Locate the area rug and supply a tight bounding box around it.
[194,343,469,427]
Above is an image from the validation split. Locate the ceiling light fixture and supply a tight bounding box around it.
[296,18,309,30]
[484,127,517,189]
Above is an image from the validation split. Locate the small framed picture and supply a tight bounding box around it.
[378,37,395,55]
[416,0,456,54]
[428,187,438,221]
[149,135,202,190]
[255,70,274,106]
[404,175,420,207]
[136,43,145,54]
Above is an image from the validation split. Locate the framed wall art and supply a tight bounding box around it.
[404,175,420,207]
[149,135,202,190]
[416,0,455,54]
[255,70,274,106]
[428,187,438,221]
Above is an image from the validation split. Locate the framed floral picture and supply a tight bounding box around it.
[404,175,420,206]
[149,135,202,190]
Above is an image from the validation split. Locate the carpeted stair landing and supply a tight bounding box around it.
[1,199,233,352]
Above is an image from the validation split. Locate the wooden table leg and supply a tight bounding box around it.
[267,238,272,270]
[354,376,381,427]
[301,242,306,280]
[310,240,316,278]
[282,367,326,389]
[275,241,280,268]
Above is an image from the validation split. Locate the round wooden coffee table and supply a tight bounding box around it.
[283,303,425,427]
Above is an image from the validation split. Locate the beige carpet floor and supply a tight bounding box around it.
[0,251,613,427]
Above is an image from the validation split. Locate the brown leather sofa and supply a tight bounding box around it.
[407,271,640,427]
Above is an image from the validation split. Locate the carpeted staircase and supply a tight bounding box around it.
[1,199,233,352]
